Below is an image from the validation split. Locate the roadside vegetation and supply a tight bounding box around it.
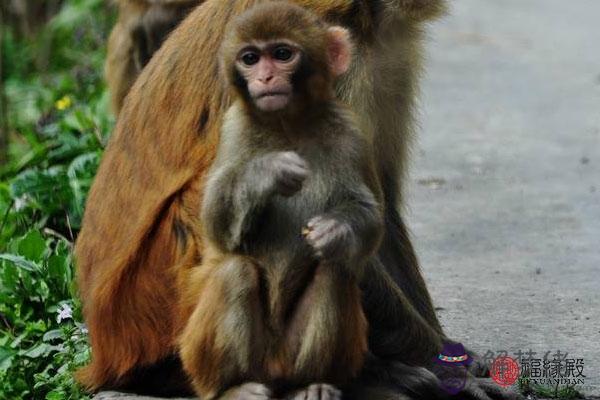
[0,0,113,398]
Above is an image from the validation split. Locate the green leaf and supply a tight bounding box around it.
[25,320,47,334]
[67,151,99,215]
[10,166,72,215]
[42,329,63,342]
[46,390,65,400]
[47,254,69,283]
[73,349,90,366]
[10,332,28,349]
[0,260,20,287]
[0,347,16,371]
[37,280,51,302]
[0,253,41,272]
[18,230,47,262]
[20,343,54,359]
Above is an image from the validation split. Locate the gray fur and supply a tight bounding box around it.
[201,101,383,324]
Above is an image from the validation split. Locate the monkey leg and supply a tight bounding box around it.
[377,207,443,334]
[360,256,443,365]
[282,264,368,393]
[346,356,446,400]
[359,258,521,399]
[287,383,342,400]
[346,357,522,400]
[179,255,268,400]
[218,382,274,400]
[376,208,492,377]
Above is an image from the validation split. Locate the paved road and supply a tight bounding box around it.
[95,1,600,399]
[409,0,600,395]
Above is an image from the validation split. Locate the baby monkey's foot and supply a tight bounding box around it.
[287,383,342,400]
[221,382,274,400]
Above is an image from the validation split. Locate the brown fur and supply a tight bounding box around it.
[77,0,450,395]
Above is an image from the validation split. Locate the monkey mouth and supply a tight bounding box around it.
[256,91,290,99]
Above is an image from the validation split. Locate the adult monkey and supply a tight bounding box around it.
[105,0,201,112]
[77,0,517,399]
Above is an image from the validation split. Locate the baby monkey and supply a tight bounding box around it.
[179,2,384,399]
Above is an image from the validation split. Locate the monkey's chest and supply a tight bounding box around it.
[256,184,330,256]
[246,162,350,330]
[251,170,340,270]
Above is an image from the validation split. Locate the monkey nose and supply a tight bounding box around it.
[259,75,274,83]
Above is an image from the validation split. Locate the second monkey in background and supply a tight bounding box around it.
[179,3,384,400]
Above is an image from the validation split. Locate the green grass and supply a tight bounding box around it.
[519,378,585,400]
[1,0,114,398]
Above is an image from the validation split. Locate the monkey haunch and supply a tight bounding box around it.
[179,4,383,399]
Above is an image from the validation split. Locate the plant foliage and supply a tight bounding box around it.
[1,0,115,398]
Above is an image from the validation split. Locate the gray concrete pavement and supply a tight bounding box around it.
[95,1,600,398]
[410,0,600,395]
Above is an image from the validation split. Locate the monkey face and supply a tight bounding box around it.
[221,2,354,120]
[236,41,301,112]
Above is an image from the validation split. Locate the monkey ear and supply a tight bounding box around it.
[326,26,352,77]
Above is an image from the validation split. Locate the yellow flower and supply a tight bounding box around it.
[55,95,72,110]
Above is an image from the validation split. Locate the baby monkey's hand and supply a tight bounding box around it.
[304,215,356,263]
[269,151,309,197]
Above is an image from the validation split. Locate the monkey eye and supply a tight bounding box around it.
[241,51,260,66]
[273,46,294,62]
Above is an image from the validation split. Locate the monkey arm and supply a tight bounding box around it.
[330,185,384,262]
[303,129,385,274]
[201,165,262,253]
[200,165,237,252]
[202,153,287,253]
[305,183,384,278]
